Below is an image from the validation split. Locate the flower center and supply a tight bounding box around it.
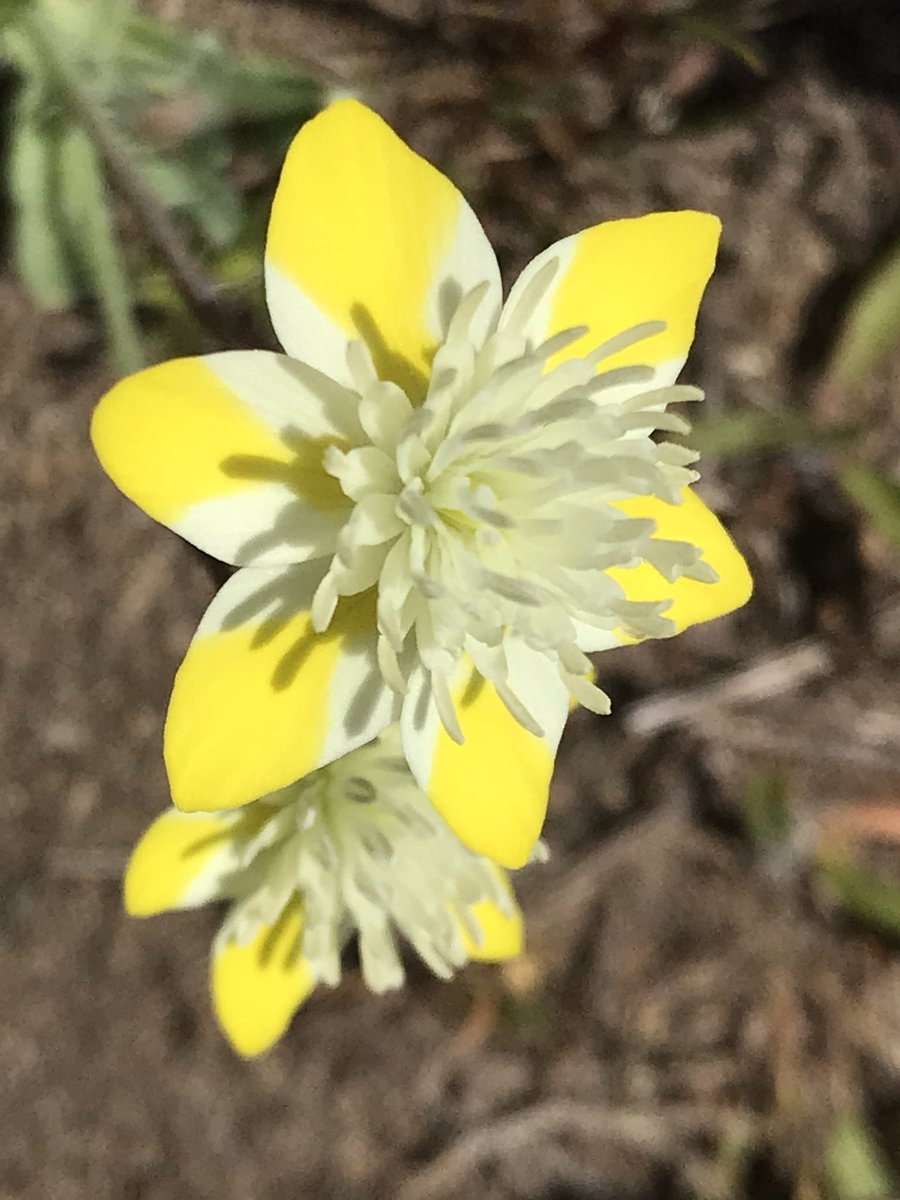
[218,732,516,993]
[312,259,716,734]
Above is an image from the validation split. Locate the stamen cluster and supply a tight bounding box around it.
[217,729,521,992]
[310,263,716,734]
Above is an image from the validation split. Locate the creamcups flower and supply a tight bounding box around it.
[125,726,524,1057]
[93,99,751,869]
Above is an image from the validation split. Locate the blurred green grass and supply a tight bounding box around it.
[2,0,322,370]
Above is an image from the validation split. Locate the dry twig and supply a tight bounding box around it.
[397,1100,757,1200]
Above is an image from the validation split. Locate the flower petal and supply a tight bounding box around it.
[265,99,501,398]
[401,643,569,869]
[124,809,241,917]
[92,351,358,566]
[610,486,752,633]
[211,900,315,1057]
[166,562,400,814]
[462,871,524,961]
[501,211,720,386]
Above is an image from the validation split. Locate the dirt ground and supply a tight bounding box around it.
[4,2,900,1198]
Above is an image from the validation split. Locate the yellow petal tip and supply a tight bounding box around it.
[464,888,525,962]
[123,810,235,917]
[613,486,753,633]
[212,904,315,1058]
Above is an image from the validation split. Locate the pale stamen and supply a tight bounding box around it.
[314,274,715,735]
[214,731,518,991]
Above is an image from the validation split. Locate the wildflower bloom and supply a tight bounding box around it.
[93,100,751,868]
[124,727,524,1057]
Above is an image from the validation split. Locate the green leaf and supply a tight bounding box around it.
[209,54,320,125]
[136,153,242,248]
[691,409,861,460]
[819,856,900,939]
[827,1114,896,1200]
[120,12,320,129]
[742,770,793,849]
[57,126,144,373]
[85,0,132,98]
[829,236,900,388]
[839,462,900,552]
[672,13,766,74]
[8,113,79,309]
[0,0,33,33]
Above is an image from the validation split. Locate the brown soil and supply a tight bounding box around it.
[4,3,900,1198]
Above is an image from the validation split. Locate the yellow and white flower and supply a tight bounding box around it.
[93,99,751,868]
[125,726,524,1057]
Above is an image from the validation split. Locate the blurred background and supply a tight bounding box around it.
[4,1,900,1197]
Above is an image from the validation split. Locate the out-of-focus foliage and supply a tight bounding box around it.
[1,0,322,370]
[741,769,793,850]
[839,463,900,553]
[826,1114,897,1200]
[692,410,860,459]
[668,9,766,73]
[739,769,900,947]
[828,237,900,390]
[0,0,30,32]
[818,856,900,941]
[696,214,900,605]
[824,242,900,548]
